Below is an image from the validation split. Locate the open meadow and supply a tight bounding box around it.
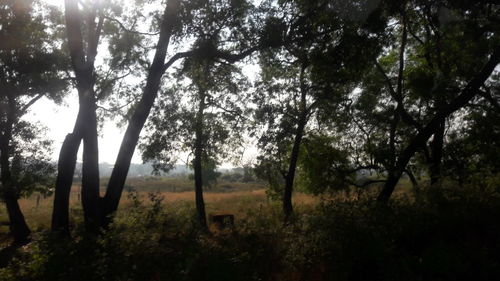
[0,177,320,237]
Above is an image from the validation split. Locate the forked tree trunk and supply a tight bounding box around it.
[51,0,103,233]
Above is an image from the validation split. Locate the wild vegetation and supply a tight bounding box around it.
[0,0,499,280]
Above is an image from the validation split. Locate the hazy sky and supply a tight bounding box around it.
[25,0,258,167]
[25,0,141,164]
[26,91,143,164]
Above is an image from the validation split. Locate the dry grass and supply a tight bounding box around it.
[0,187,319,234]
[0,177,414,238]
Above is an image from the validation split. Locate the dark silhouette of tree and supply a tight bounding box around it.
[325,1,500,203]
[0,0,68,242]
[52,0,154,232]
[52,0,118,232]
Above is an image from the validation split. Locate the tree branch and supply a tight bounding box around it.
[96,71,132,101]
[479,88,500,112]
[105,16,160,36]
[20,93,45,114]
[162,51,193,71]
[374,60,424,131]
[213,45,259,63]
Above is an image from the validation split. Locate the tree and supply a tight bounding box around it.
[369,0,500,203]
[441,76,500,186]
[101,0,263,226]
[0,0,68,242]
[141,43,250,229]
[53,0,194,232]
[327,1,500,204]
[188,158,222,190]
[52,0,265,232]
[254,0,384,221]
[52,0,132,232]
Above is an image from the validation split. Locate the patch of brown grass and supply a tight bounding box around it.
[0,188,319,233]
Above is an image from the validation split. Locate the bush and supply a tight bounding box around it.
[2,182,500,281]
[286,183,500,281]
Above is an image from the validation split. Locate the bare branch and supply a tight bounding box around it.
[96,71,132,101]
[206,100,249,122]
[105,16,160,36]
[212,45,259,63]
[20,93,45,114]
[163,51,193,71]
[97,99,134,114]
[374,60,424,132]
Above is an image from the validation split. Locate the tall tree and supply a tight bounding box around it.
[373,0,500,202]
[103,0,262,225]
[141,46,250,229]
[52,0,145,232]
[52,0,265,232]
[0,0,68,242]
[100,0,184,223]
[52,0,111,232]
[254,57,314,222]
[254,0,384,221]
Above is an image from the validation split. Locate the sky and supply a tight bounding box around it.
[26,91,144,164]
[29,0,143,164]
[24,0,259,167]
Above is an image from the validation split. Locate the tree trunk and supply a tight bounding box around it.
[377,46,500,203]
[283,118,306,222]
[283,65,308,222]
[429,119,445,185]
[51,86,100,233]
[194,92,207,229]
[0,119,30,243]
[378,19,406,203]
[80,96,101,231]
[405,168,421,199]
[2,187,30,243]
[51,0,104,232]
[102,0,180,221]
[51,132,81,233]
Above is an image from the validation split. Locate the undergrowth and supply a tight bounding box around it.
[1,181,500,281]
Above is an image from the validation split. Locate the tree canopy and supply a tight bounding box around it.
[0,0,498,240]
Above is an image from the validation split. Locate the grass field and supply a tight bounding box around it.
[0,176,415,234]
[0,185,319,235]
